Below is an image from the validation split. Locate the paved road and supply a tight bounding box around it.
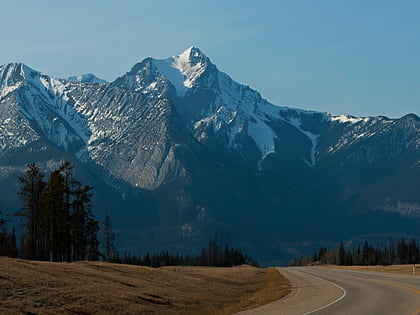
[238,267,420,315]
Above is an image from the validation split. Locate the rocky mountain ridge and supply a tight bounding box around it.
[0,48,418,262]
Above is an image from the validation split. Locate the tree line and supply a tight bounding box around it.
[13,162,100,262]
[108,234,258,268]
[289,238,420,266]
[0,164,259,267]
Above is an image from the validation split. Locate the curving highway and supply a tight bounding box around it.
[237,267,420,315]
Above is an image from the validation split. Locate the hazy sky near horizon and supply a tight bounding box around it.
[1,0,419,118]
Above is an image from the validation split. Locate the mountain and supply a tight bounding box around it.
[0,49,419,263]
[67,73,108,84]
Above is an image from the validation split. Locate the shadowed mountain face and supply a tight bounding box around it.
[0,48,419,262]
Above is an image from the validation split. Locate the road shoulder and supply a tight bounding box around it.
[236,267,344,315]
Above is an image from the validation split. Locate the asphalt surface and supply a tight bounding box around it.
[237,267,420,315]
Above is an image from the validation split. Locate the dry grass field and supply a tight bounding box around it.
[323,264,420,276]
[0,257,290,314]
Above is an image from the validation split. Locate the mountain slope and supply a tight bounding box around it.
[0,48,419,262]
[0,61,258,256]
[113,47,328,172]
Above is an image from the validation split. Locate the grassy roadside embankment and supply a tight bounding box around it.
[0,257,290,314]
[322,264,420,276]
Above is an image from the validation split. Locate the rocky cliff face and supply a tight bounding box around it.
[0,48,419,262]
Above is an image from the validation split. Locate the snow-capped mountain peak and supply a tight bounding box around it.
[112,47,325,168]
[330,114,367,124]
[0,63,40,99]
[151,46,208,97]
[67,73,108,84]
[1,63,30,84]
[112,46,211,99]
[112,48,419,171]
[0,63,93,152]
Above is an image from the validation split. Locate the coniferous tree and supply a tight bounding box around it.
[208,234,220,266]
[199,247,208,266]
[102,213,115,262]
[338,242,345,266]
[344,250,353,266]
[9,227,18,258]
[16,163,46,260]
[0,210,8,256]
[389,237,395,264]
[43,169,67,261]
[408,238,419,264]
[143,252,151,267]
[0,210,6,240]
[59,162,78,262]
[223,243,232,267]
[72,185,94,261]
[318,247,328,264]
[16,162,99,262]
[86,211,100,261]
[397,238,408,264]
[0,210,19,258]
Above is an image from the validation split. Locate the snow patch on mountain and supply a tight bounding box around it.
[173,46,206,89]
[0,83,22,100]
[331,114,364,124]
[285,117,319,166]
[152,46,206,97]
[152,59,189,97]
[378,200,420,218]
[219,71,279,158]
[0,63,25,99]
[191,70,279,164]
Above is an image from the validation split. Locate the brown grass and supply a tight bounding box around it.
[322,264,420,276]
[0,257,290,314]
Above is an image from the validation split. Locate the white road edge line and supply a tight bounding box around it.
[298,270,347,315]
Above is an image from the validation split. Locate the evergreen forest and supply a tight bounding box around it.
[289,239,420,266]
[0,163,256,268]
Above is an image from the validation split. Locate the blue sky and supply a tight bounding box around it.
[1,0,419,118]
